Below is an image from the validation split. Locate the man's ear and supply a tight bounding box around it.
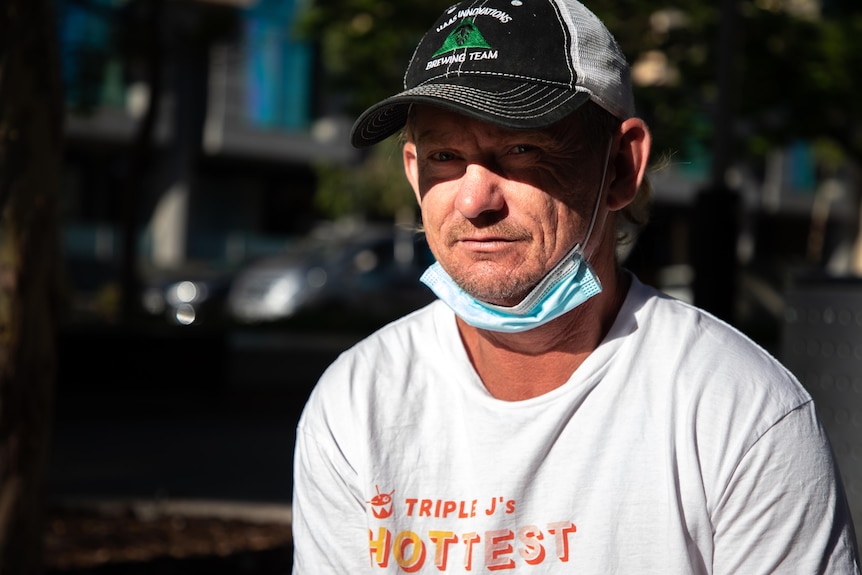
[403,141,422,205]
[607,117,651,211]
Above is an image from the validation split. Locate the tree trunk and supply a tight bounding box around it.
[0,0,64,572]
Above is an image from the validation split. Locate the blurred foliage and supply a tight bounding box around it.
[735,2,862,169]
[313,137,416,220]
[297,0,452,117]
[300,0,862,219]
[296,0,450,221]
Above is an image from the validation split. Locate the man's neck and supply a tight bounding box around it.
[457,269,630,401]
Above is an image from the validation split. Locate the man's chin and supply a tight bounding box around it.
[454,280,535,309]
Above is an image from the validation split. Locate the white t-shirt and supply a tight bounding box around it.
[292,275,860,573]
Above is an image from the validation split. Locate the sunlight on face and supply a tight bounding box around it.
[404,105,606,306]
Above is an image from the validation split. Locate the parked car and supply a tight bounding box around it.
[226,224,437,329]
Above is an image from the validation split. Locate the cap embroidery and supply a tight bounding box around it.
[432,18,492,57]
[350,0,634,147]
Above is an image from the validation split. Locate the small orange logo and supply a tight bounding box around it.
[367,485,395,519]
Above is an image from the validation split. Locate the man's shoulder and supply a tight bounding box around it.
[347,299,450,357]
[299,300,457,432]
[624,274,812,414]
[627,275,773,355]
[312,300,453,389]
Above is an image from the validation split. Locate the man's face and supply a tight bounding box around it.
[403,105,607,307]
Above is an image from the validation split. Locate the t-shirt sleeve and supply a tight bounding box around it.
[291,396,370,573]
[711,401,861,574]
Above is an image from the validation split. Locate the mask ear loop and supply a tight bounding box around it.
[578,136,615,261]
[485,137,614,315]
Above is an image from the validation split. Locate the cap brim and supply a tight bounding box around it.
[350,79,591,148]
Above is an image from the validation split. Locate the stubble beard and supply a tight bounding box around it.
[452,267,542,307]
[440,220,545,307]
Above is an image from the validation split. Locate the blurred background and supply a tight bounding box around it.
[2,0,862,572]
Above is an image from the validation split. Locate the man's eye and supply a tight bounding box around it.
[510,144,537,155]
[431,151,456,161]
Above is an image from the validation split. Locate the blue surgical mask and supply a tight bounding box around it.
[420,245,602,333]
[419,140,613,334]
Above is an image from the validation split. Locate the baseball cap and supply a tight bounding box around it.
[350,0,634,148]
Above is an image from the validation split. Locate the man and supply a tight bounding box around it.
[292,0,860,572]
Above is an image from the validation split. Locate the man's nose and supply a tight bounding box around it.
[454,162,506,219]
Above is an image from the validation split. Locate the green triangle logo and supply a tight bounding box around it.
[432,18,492,57]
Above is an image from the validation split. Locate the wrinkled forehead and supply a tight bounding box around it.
[406,104,599,159]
